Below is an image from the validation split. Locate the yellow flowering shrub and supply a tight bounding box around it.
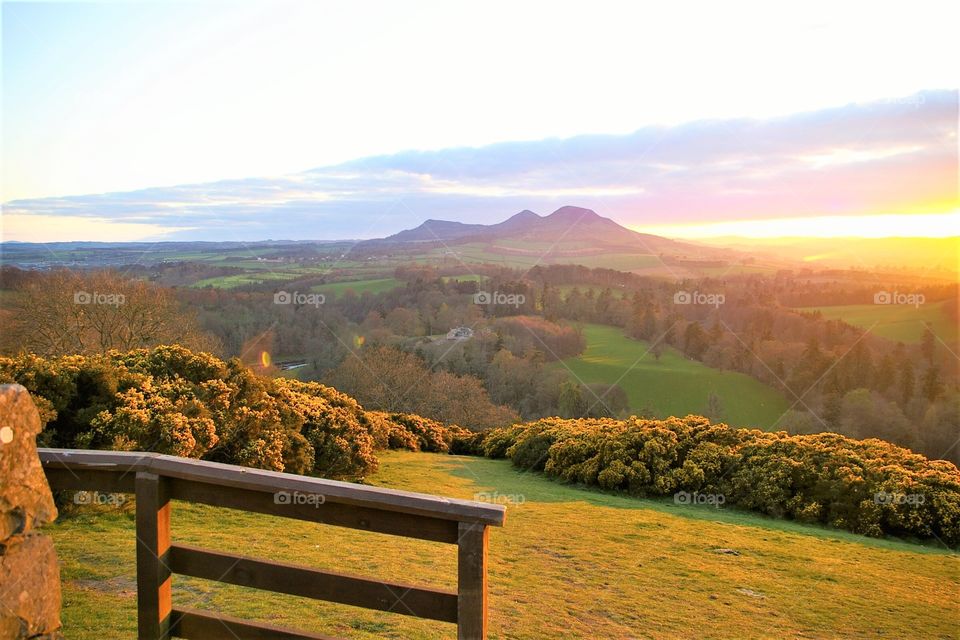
[0,346,455,481]
[473,416,960,545]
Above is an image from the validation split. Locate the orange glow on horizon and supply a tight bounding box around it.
[636,209,959,239]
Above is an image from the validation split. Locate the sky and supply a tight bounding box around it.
[2,0,958,242]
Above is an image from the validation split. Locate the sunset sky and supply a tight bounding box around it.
[2,0,957,242]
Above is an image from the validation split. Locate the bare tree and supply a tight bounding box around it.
[3,269,219,356]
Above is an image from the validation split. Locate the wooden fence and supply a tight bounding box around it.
[39,449,505,640]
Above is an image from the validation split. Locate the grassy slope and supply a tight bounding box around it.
[795,300,958,344]
[50,451,958,639]
[310,277,404,297]
[558,324,791,429]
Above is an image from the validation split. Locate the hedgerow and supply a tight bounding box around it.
[463,416,960,545]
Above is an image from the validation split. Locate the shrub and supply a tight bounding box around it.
[0,346,492,481]
[369,411,458,453]
[465,415,960,545]
[0,348,381,479]
[450,429,488,456]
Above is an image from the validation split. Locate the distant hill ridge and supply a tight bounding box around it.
[361,205,714,256]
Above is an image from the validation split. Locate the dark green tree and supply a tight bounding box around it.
[558,379,588,418]
[900,360,915,405]
[922,365,943,402]
[921,327,936,364]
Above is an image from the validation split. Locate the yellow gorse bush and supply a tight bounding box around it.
[0,346,459,481]
[464,416,960,545]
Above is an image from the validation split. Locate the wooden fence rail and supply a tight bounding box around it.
[39,449,505,640]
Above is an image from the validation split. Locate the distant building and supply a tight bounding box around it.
[446,326,474,341]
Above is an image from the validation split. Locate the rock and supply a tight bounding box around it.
[0,385,57,538]
[0,534,63,638]
[0,385,63,639]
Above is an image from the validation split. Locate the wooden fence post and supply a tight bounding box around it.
[457,522,489,640]
[136,471,171,640]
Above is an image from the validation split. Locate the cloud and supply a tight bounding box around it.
[3,90,956,241]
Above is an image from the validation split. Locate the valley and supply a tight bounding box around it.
[556,324,791,428]
[5,9,957,639]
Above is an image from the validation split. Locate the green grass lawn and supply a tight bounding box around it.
[48,451,959,639]
[310,277,404,297]
[558,324,791,429]
[191,271,301,288]
[795,300,958,344]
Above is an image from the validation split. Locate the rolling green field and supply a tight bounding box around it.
[424,243,668,272]
[190,263,403,289]
[554,284,630,297]
[192,270,302,288]
[50,451,959,639]
[558,324,791,429]
[795,299,957,344]
[697,264,782,277]
[310,277,405,297]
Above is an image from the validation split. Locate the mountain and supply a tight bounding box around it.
[385,219,490,243]
[382,209,546,243]
[357,206,719,257]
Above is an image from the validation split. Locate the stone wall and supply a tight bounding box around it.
[0,384,63,639]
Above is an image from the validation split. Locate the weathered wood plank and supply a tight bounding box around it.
[151,454,504,525]
[135,472,172,640]
[44,467,136,494]
[40,448,153,467]
[166,478,460,543]
[457,522,490,640]
[170,607,341,640]
[169,544,459,623]
[39,448,506,526]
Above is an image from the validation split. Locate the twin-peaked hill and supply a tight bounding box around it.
[356,206,732,261]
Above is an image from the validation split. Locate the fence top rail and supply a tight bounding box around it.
[39,448,505,526]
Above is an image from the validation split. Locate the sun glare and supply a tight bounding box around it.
[637,210,960,239]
